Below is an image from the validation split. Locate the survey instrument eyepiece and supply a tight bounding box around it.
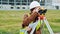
[38,9,47,15]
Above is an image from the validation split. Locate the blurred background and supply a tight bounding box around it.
[0,0,60,10]
[0,0,60,34]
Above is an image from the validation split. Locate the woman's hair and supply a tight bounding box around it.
[30,8,35,12]
[30,7,36,14]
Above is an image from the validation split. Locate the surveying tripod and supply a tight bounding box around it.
[30,9,54,34]
[20,9,54,34]
[30,15,54,34]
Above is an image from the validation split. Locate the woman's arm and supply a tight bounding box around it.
[22,12,38,28]
[23,14,28,20]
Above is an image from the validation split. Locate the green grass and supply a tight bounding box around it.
[0,10,60,34]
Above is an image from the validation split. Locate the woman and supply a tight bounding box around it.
[22,1,44,34]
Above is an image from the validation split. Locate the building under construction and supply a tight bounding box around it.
[0,0,60,10]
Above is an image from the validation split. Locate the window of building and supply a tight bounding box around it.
[0,6,1,8]
[9,3,14,5]
[22,0,27,5]
[0,2,1,4]
[2,0,8,3]
[16,0,21,2]
[0,0,1,1]
[22,2,27,5]
[9,0,14,2]
[28,2,30,5]
[22,0,27,2]
[16,3,20,5]
[17,7,20,9]
[40,0,45,6]
[2,0,8,1]
[11,7,14,9]
[28,0,33,5]
[28,0,33,2]
[22,7,25,9]
[2,2,8,4]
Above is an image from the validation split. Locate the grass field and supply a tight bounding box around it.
[0,10,60,34]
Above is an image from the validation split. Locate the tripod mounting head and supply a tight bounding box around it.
[38,9,47,15]
[38,9,47,20]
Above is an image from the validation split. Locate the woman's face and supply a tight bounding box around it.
[35,6,41,10]
[31,6,41,13]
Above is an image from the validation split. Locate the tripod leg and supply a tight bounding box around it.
[30,21,38,34]
[40,20,44,34]
[43,17,54,34]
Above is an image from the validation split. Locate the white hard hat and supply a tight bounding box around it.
[30,1,40,9]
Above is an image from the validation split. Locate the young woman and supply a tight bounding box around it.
[22,1,44,34]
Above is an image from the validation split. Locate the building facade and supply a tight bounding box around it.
[0,0,59,10]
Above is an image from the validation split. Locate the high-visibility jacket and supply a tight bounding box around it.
[36,19,41,31]
[28,13,41,31]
